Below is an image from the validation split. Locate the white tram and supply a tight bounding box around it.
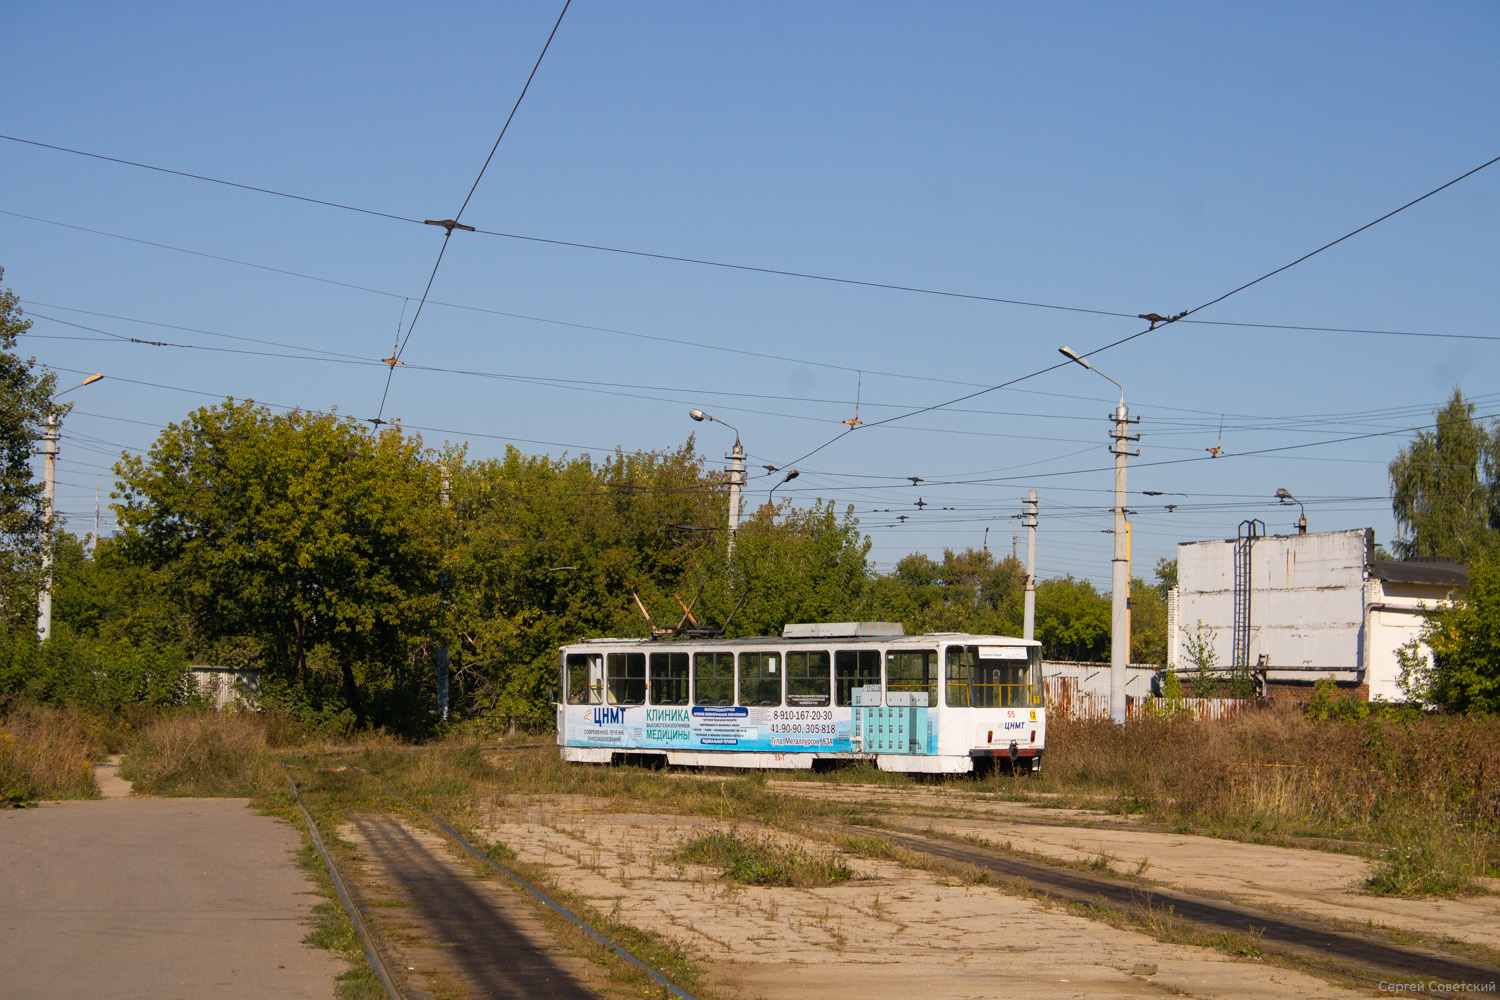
[556,622,1044,775]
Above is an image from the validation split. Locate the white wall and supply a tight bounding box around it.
[1176,529,1369,671]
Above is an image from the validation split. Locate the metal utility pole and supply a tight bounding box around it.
[1058,347,1136,725]
[38,374,103,642]
[1023,490,1038,642]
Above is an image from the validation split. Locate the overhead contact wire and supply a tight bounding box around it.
[773,150,1500,469]
[374,0,572,422]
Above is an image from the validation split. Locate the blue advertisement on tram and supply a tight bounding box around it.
[565,704,851,752]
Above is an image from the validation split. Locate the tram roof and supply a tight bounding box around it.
[563,632,1041,649]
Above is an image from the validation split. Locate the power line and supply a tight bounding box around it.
[374,0,572,421]
[769,150,1500,470]
[0,134,422,225]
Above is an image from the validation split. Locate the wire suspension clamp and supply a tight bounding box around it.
[424,219,475,233]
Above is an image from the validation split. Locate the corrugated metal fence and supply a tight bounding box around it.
[1042,661,1254,721]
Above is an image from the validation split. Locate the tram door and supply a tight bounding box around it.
[851,648,937,754]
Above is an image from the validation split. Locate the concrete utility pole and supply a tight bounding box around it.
[38,374,103,642]
[436,463,451,722]
[1023,490,1038,642]
[689,408,744,562]
[1108,397,1139,725]
[1058,348,1137,725]
[37,415,58,642]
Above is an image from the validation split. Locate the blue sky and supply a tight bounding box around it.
[3,1,1497,584]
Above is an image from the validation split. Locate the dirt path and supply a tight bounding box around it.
[0,799,342,1000]
[474,793,1365,1000]
[770,780,1500,953]
[338,814,606,999]
[92,753,132,799]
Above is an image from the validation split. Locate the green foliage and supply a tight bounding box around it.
[1389,388,1500,562]
[444,440,720,715]
[1153,557,1177,599]
[1130,578,1166,664]
[0,621,188,714]
[1305,676,1370,721]
[0,268,59,636]
[1028,575,1110,660]
[114,401,446,728]
[1410,558,1500,713]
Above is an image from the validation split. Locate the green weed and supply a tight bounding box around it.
[675,830,854,887]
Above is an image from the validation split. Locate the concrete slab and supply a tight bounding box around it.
[0,798,342,1000]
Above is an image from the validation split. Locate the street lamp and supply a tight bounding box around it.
[1276,488,1307,534]
[689,408,744,561]
[1058,346,1134,725]
[39,373,104,641]
[769,469,799,502]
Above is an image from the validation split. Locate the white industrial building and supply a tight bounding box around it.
[1166,528,1468,701]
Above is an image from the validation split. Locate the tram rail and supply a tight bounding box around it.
[835,821,1497,988]
[282,759,699,1000]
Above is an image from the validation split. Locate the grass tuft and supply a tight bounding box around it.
[120,710,275,796]
[675,830,854,887]
[0,705,105,804]
[1364,823,1485,897]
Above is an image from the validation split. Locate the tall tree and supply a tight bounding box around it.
[1389,389,1500,562]
[0,268,59,635]
[114,401,446,721]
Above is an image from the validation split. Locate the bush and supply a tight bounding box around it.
[1038,708,1500,895]
[120,710,275,796]
[0,624,188,714]
[0,705,104,804]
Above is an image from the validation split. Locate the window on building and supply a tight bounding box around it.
[606,652,646,706]
[834,648,881,706]
[649,652,689,706]
[786,650,831,706]
[693,652,734,706]
[738,652,782,706]
[885,649,937,704]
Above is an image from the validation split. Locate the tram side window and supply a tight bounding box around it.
[786,650,831,706]
[649,652,689,706]
[945,645,972,707]
[886,649,937,704]
[693,652,734,706]
[738,652,782,706]
[834,649,881,706]
[566,653,603,705]
[606,652,646,706]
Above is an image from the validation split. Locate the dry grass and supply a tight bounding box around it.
[120,710,277,796]
[1036,707,1500,894]
[0,705,105,804]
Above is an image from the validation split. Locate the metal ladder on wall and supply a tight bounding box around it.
[1232,519,1265,668]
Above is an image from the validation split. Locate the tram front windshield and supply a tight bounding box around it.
[945,644,1041,708]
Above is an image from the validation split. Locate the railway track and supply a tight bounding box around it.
[844,821,1497,988]
[285,766,697,1000]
